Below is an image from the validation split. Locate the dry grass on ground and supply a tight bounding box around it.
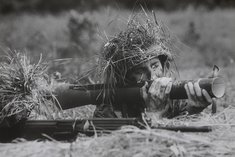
[0,105,235,157]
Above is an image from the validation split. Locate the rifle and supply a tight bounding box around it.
[55,77,225,110]
[0,118,212,142]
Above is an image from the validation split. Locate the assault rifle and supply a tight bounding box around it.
[0,118,212,142]
[55,77,225,110]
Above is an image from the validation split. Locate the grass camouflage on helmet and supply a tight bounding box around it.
[98,12,180,96]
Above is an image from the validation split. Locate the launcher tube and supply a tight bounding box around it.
[55,77,225,110]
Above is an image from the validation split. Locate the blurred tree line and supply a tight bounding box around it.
[0,0,235,14]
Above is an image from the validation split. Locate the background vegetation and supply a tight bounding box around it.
[1,0,235,13]
[0,5,234,80]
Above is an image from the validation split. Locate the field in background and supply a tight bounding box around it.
[0,7,234,79]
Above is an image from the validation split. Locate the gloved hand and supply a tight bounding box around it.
[141,77,172,112]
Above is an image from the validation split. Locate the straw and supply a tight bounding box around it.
[0,50,58,125]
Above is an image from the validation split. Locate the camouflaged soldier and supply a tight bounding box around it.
[94,14,217,119]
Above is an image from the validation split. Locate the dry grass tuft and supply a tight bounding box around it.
[0,50,59,125]
[0,50,96,123]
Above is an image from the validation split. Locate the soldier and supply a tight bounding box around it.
[94,14,217,119]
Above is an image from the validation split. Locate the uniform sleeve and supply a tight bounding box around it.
[93,104,118,118]
[162,100,206,118]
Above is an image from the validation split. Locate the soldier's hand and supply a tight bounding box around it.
[184,81,213,109]
[141,77,172,111]
[184,65,219,113]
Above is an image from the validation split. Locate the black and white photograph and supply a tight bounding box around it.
[0,0,234,156]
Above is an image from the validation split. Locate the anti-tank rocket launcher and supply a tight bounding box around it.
[55,77,225,110]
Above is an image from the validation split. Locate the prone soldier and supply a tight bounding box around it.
[93,14,218,119]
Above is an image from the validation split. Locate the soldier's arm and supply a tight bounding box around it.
[162,99,210,119]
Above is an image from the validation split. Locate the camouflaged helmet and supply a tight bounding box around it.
[99,12,179,87]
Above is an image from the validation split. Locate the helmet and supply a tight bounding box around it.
[99,12,179,87]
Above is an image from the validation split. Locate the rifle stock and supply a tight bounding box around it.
[56,77,225,110]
